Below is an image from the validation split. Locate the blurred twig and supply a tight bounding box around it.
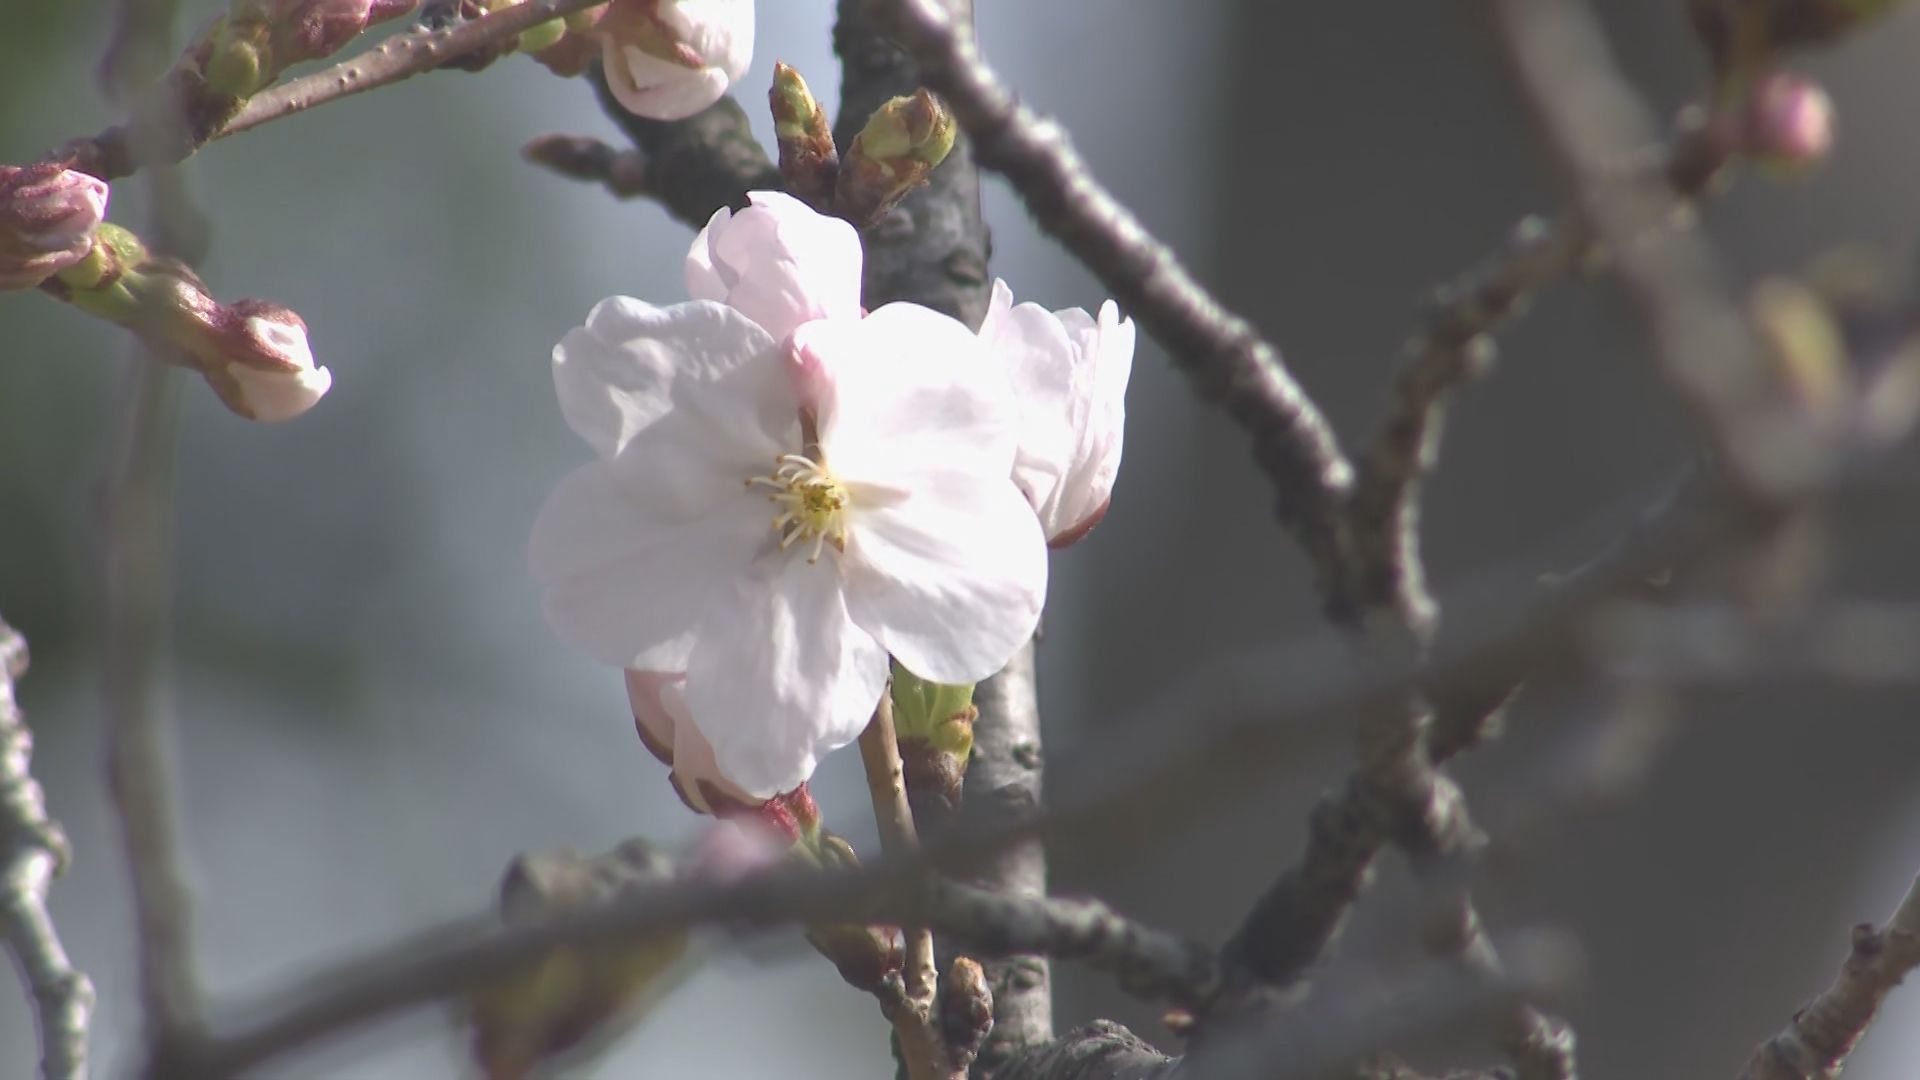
[520,134,652,199]
[0,618,94,1080]
[1737,874,1920,1080]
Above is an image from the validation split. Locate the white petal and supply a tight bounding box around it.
[602,42,732,121]
[842,468,1046,684]
[705,191,863,342]
[685,206,731,303]
[803,303,1017,486]
[552,298,792,483]
[685,558,888,797]
[665,0,754,81]
[626,671,760,814]
[531,460,768,670]
[214,362,333,423]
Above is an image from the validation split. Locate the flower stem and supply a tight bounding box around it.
[857,687,950,1080]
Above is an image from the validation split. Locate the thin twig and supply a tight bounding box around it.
[104,365,204,1055]
[883,0,1357,592]
[1737,875,1920,1080]
[1343,120,1730,627]
[0,618,95,1080]
[66,0,608,182]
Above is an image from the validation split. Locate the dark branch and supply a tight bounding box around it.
[588,70,783,230]
[882,0,1356,594]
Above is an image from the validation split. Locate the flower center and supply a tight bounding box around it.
[747,453,851,563]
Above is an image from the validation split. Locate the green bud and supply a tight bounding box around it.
[889,663,976,757]
[833,89,957,227]
[205,22,270,98]
[516,15,569,55]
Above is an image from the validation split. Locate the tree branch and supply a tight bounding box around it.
[587,70,784,230]
[881,0,1356,593]
[0,618,94,1080]
[64,0,608,182]
[1738,874,1920,1080]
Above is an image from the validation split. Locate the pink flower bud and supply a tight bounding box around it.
[599,0,752,121]
[0,163,109,290]
[1740,71,1834,169]
[199,301,334,422]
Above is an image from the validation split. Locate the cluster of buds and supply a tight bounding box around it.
[13,168,330,421]
[204,0,416,97]
[833,89,957,228]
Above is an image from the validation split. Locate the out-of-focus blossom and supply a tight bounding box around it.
[598,0,752,121]
[979,278,1135,547]
[0,163,109,291]
[1739,70,1835,169]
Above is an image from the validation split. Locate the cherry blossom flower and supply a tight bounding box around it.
[598,0,753,121]
[978,279,1135,547]
[532,290,1046,798]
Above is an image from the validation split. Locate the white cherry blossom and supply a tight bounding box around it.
[599,0,753,121]
[978,279,1135,546]
[532,296,1046,798]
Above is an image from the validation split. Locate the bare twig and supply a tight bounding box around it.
[883,0,1357,591]
[104,365,204,1056]
[1738,875,1920,1080]
[1344,121,1731,627]
[1,619,94,1080]
[66,0,608,181]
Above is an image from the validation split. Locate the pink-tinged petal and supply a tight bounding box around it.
[685,558,888,798]
[531,460,768,670]
[552,298,794,487]
[803,303,1017,486]
[664,0,754,81]
[701,191,863,341]
[842,468,1047,684]
[625,670,760,815]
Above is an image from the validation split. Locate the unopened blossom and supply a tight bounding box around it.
[1740,70,1834,169]
[0,163,108,290]
[686,190,863,344]
[626,669,760,815]
[197,300,334,422]
[598,0,752,121]
[532,294,1046,798]
[978,279,1135,547]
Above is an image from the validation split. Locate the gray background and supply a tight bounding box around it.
[3,1,1919,1076]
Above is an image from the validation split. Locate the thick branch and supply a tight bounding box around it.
[1,619,95,1080]
[883,0,1356,592]
[1738,875,1920,1080]
[587,71,783,230]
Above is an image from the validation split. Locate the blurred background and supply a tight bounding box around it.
[4,1,1920,1076]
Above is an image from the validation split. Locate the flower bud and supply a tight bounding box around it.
[195,301,332,421]
[1738,71,1834,170]
[834,89,956,227]
[268,0,418,66]
[599,0,753,121]
[0,163,109,290]
[771,63,837,207]
[891,664,977,816]
[626,669,763,817]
